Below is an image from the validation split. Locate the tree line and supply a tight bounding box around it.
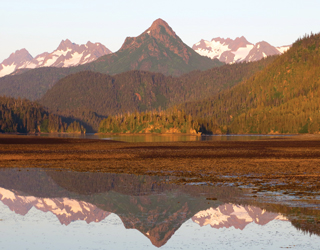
[0,96,85,133]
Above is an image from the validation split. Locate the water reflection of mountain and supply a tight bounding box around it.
[0,169,229,247]
[0,168,317,247]
[0,186,287,229]
[193,204,287,230]
[0,187,110,225]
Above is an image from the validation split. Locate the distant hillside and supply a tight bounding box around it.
[0,67,73,100]
[183,33,320,134]
[39,57,275,131]
[0,19,223,101]
[0,96,85,133]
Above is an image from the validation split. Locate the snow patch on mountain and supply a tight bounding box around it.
[277,46,291,53]
[63,52,84,67]
[0,64,16,77]
[232,44,254,62]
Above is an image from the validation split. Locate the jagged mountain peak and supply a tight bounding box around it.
[228,36,252,51]
[57,39,75,51]
[2,49,33,64]
[0,49,33,77]
[235,36,250,42]
[113,18,222,74]
[119,18,179,52]
[147,18,177,38]
[13,48,32,57]
[244,41,281,62]
[86,41,96,47]
[150,18,169,28]
[211,37,233,45]
[256,41,270,45]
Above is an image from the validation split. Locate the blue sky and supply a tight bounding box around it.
[1,0,320,61]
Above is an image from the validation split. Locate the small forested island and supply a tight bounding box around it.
[98,108,200,134]
[0,96,85,133]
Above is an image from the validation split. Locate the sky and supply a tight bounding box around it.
[1,0,320,62]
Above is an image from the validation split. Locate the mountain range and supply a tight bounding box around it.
[0,18,224,102]
[192,36,291,64]
[0,40,111,77]
[0,19,222,79]
[1,18,319,135]
[0,25,291,79]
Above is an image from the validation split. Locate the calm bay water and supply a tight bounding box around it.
[0,168,319,249]
[38,133,292,142]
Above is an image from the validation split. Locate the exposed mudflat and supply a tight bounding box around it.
[0,134,320,197]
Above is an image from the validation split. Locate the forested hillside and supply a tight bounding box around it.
[0,67,74,100]
[0,96,85,133]
[99,108,199,134]
[182,33,320,134]
[39,57,274,131]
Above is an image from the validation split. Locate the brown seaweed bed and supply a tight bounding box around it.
[1,134,320,198]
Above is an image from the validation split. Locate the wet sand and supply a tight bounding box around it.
[0,134,320,197]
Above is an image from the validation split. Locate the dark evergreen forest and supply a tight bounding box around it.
[0,96,85,133]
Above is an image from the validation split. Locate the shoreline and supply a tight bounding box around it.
[94,132,201,136]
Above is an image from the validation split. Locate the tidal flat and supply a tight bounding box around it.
[1,134,320,248]
[1,134,320,197]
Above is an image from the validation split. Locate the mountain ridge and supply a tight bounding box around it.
[193,36,291,64]
[0,40,112,77]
